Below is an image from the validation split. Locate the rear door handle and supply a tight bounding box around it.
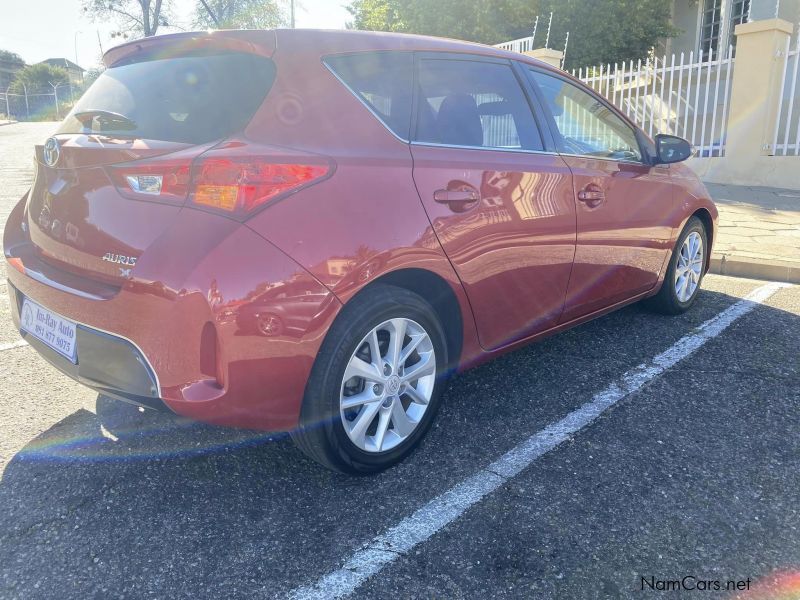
[577,185,605,205]
[434,189,479,203]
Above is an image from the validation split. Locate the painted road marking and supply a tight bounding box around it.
[0,339,27,352]
[289,281,791,600]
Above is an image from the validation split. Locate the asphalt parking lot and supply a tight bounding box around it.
[1,123,799,599]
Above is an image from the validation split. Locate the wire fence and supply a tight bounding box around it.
[1,86,78,121]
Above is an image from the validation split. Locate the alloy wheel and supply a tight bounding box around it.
[675,231,704,302]
[339,318,436,453]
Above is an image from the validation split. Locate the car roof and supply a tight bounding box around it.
[274,28,543,61]
[103,28,550,70]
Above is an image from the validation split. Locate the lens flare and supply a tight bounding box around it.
[735,570,800,600]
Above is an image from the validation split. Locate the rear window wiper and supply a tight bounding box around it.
[73,109,137,131]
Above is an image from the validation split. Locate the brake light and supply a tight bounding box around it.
[191,158,329,215]
[109,144,332,218]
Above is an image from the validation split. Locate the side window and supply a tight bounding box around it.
[414,59,544,151]
[529,70,642,162]
[325,52,413,140]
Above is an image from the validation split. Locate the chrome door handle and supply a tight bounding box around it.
[577,185,605,207]
[434,189,479,203]
[577,189,605,202]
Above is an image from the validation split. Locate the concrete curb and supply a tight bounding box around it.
[0,121,18,127]
[710,253,800,284]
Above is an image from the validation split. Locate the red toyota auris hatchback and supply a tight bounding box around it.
[4,29,716,473]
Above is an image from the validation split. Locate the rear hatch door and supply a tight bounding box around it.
[26,34,276,286]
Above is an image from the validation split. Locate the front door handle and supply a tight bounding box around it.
[434,189,479,203]
[577,185,605,206]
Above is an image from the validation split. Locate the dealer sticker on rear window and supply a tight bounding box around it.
[20,298,78,363]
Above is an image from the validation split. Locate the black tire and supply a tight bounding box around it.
[645,216,708,315]
[290,284,448,474]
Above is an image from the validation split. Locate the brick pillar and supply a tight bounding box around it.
[727,18,793,157]
[523,48,564,69]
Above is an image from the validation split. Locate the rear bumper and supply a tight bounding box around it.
[4,197,341,431]
[7,281,166,411]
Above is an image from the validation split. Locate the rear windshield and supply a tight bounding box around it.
[58,52,275,144]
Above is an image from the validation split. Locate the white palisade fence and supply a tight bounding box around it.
[572,46,735,157]
[495,35,538,55]
[773,36,800,156]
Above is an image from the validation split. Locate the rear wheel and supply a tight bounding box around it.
[291,285,448,474]
[646,216,707,315]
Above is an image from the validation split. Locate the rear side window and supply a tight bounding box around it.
[325,52,413,140]
[58,52,276,144]
[414,59,544,152]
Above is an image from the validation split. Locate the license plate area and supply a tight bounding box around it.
[20,297,78,363]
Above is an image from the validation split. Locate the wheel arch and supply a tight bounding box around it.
[690,207,714,273]
[351,268,464,373]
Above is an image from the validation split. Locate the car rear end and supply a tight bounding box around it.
[3,31,340,430]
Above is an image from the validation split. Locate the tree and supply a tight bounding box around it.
[347,0,405,32]
[82,0,173,39]
[346,0,678,69]
[194,0,287,29]
[538,0,679,70]
[0,50,26,90]
[82,68,104,90]
[9,64,68,94]
[0,50,25,70]
[346,0,539,46]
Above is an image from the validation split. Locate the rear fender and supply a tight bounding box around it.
[156,210,341,430]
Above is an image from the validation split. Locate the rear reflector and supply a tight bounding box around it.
[7,257,25,275]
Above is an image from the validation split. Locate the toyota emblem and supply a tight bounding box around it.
[43,137,60,167]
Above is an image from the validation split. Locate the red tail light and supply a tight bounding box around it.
[109,144,331,219]
[191,158,329,216]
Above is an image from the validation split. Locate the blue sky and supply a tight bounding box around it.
[0,0,351,68]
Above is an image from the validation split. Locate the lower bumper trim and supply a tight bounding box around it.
[8,281,164,409]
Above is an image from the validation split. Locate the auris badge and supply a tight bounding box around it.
[102,253,137,266]
[102,253,137,278]
[43,137,60,167]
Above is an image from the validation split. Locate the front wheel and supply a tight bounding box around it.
[646,216,708,315]
[291,285,448,474]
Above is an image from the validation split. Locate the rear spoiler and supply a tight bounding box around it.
[103,30,276,68]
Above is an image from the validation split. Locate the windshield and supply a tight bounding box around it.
[58,52,275,144]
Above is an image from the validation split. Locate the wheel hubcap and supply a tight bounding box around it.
[386,375,401,395]
[675,231,704,303]
[339,318,436,453]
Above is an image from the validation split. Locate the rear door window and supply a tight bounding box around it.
[58,52,276,144]
[324,52,413,140]
[414,58,544,152]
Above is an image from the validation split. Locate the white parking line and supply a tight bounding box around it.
[289,281,790,600]
[0,339,27,352]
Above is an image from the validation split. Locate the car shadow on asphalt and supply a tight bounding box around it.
[0,286,794,598]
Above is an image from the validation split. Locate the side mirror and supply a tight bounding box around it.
[654,134,693,164]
